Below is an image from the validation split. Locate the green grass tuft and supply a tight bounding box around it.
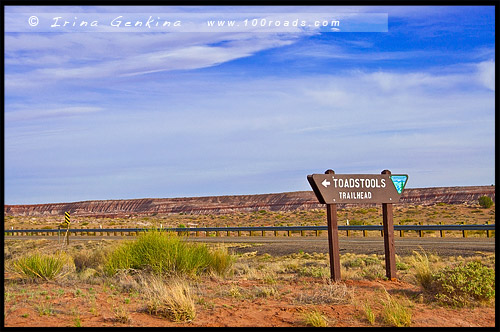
[104,229,233,277]
[10,252,70,281]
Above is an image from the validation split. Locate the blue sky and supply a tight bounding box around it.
[4,5,495,204]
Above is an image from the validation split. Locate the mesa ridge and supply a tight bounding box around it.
[4,186,495,217]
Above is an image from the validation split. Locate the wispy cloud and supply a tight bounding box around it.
[5,106,104,122]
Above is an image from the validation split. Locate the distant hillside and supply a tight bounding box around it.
[4,186,495,217]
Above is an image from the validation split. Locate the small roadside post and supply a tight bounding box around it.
[61,211,71,245]
[308,169,408,281]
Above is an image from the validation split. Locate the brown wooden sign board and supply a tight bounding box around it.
[307,169,408,282]
[307,173,408,204]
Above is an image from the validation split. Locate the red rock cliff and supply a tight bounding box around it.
[3,186,495,217]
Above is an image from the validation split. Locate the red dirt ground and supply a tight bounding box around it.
[4,274,495,327]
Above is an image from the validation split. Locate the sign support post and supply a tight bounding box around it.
[381,169,397,280]
[325,169,341,282]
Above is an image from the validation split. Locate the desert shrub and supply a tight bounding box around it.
[348,219,364,226]
[362,264,386,280]
[104,229,233,277]
[342,256,364,269]
[72,249,108,272]
[342,254,381,269]
[478,196,493,208]
[143,275,196,322]
[298,265,328,278]
[362,256,380,266]
[10,252,72,281]
[431,260,495,307]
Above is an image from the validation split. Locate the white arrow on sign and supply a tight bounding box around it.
[322,179,331,187]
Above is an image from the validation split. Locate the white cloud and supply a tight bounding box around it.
[477,60,495,91]
[5,31,297,93]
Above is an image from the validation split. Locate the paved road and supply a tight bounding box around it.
[5,235,495,257]
[210,237,495,257]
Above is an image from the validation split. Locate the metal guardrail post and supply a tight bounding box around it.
[4,224,496,238]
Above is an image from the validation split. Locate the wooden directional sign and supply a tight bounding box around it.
[308,170,407,282]
[307,173,408,204]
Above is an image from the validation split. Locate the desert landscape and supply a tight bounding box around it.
[3,186,496,327]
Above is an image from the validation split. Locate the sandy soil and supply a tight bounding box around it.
[3,275,495,327]
[3,239,495,328]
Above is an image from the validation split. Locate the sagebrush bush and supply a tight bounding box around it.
[431,260,495,307]
[478,195,494,208]
[104,229,233,276]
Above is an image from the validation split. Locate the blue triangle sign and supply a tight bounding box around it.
[390,175,408,194]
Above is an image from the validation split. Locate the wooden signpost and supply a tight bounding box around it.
[308,169,408,282]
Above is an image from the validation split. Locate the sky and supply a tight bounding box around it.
[4,5,495,205]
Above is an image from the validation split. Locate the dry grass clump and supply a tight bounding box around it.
[302,309,329,327]
[72,248,108,273]
[381,290,412,327]
[298,279,354,304]
[141,274,196,322]
[407,249,440,289]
